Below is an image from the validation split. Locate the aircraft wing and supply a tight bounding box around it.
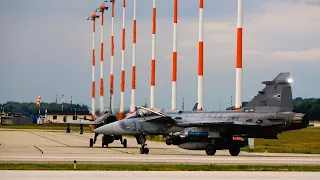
[176,118,285,127]
[177,121,240,126]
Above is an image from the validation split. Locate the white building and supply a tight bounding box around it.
[44,110,91,124]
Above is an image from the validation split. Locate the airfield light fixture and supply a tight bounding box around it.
[87,13,100,21]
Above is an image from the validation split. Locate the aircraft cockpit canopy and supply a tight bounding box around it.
[101,109,112,115]
[125,107,163,119]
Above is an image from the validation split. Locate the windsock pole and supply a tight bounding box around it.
[87,13,100,119]
[119,0,126,120]
[36,96,41,115]
[235,0,243,111]
[110,0,115,113]
[96,4,108,113]
[150,0,156,109]
[197,0,204,111]
[130,0,137,113]
[172,0,178,110]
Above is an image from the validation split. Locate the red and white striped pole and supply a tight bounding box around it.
[97,4,108,113]
[88,13,99,119]
[130,0,137,113]
[118,0,126,120]
[235,0,251,148]
[197,0,204,111]
[150,0,156,109]
[235,0,243,110]
[172,0,178,110]
[110,0,115,113]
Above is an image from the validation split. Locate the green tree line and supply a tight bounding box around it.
[293,97,320,120]
[0,102,89,117]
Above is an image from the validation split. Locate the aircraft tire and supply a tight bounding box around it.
[66,128,71,134]
[144,148,149,154]
[140,148,144,154]
[205,144,216,156]
[165,139,172,145]
[123,139,127,148]
[90,138,93,147]
[229,148,240,156]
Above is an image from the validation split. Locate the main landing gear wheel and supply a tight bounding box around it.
[205,144,216,156]
[66,125,71,134]
[140,145,149,154]
[89,138,93,147]
[79,125,83,134]
[165,139,172,145]
[122,139,127,148]
[229,148,240,156]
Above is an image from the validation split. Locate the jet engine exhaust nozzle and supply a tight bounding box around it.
[291,113,309,130]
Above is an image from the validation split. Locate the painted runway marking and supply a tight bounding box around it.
[28,131,70,147]
[33,145,43,154]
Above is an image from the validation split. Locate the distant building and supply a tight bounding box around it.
[0,114,33,125]
[44,110,91,124]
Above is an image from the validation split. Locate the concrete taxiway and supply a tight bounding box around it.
[1,129,320,165]
[1,171,320,180]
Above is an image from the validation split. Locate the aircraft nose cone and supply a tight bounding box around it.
[94,123,114,135]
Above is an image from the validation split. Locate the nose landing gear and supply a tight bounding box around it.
[139,135,149,154]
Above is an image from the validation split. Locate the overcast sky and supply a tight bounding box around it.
[1,0,320,111]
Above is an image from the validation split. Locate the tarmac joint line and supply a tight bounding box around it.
[109,148,133,154]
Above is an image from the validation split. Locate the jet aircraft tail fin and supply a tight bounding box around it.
[192,103,198,111]
[243,72,293,113]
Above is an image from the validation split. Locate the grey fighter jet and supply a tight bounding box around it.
[61,109,128,148]
[94,73,311,156]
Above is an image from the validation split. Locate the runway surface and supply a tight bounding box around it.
[1,129,320,165]
[1,171,320,180]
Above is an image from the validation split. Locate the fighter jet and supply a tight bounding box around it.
[60,109,128,148]
[94,73,311,156]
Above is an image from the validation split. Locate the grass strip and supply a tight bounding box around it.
[0,163,320,171]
